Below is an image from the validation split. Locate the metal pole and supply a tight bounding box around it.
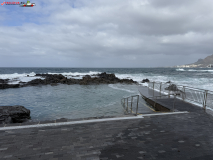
[204,90,208,110]
[153,82,155,97]
[160,82,162,97]
[127,98,129,113]
[131,96,133,112]
[173,94,176,112]
[124,98,125,108]
[182,86,185,101]
[136,95,139,115]
[168,84,170,98]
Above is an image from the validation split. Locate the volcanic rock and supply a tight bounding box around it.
[0,79,9,84]
[27,79,44,85]
[0,105,30,124]
[0,84,19,89]
[1,72,137,89]
[141,79,150,83]
[165,84,179,91]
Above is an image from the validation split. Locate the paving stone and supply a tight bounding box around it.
[158,150,166,153]
[0,101,213,160]
[3,155,12,158]
[0,148,7,151]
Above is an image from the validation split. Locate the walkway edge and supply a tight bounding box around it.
[0,116,144,131]
[142,111,188,116]
[0,112,188,131]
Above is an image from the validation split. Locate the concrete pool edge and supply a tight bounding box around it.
[0,111,188,130]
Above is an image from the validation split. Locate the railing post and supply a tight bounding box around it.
[168,84,170,98]
[136,95,139,115]
[127,98,129,112]
[131,96,133,112]
[160,82,162,96]
[203,90,208,110]
[173,94,176,112]
[153,82,155,97]
[182,86,185,101]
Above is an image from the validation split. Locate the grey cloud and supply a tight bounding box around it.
[0,0,213,67]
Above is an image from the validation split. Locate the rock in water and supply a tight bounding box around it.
[0,106,30,124]
[165,84,179,91]
[0,79,9,84]
[141,79,150,83]
[0,84,19,89]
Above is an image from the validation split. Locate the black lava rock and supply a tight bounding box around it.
[0,105,31,124]
[141,79,150,83]
[165,84,179,91]
[0,84,19,89]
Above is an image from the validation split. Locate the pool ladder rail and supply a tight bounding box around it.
[121,95,139,115]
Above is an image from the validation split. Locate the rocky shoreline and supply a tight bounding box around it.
[0,72,138,89]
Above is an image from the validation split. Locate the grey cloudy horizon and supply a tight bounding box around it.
[0,0,213,67]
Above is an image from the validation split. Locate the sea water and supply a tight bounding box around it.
[0,68,212,121]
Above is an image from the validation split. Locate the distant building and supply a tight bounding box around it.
[176,64,202,68]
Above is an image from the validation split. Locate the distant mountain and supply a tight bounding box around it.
[190,54,213,67]
[193,58,204,65]
[176,54,213,68]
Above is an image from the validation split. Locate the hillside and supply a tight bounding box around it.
[177,54,213,68]
[192,54,213,66]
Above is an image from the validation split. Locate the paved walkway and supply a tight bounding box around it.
[1,109,213,159]
[1,87,213,159]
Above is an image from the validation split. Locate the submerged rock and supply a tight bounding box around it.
[0,105,30,124]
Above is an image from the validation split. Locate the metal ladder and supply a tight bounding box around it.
[121,95,139,115]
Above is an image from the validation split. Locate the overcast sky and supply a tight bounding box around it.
[0,0,213,67]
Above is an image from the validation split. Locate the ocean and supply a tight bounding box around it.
[0,67,212,121]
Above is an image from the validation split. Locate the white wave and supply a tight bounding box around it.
[114,72,213,91]
[0,72,36,79]
[0,71,102,83]
[108,84,135,93]
[199,70,213,72]
[47,71,102,79]
[176,68,213,72]
[176,68,185,71]
[48,71,101,76]
[115,73,171,85]
[0,72,43,84]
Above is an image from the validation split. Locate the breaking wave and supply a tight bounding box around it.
[176,68,213,72]
[108,84,135,93]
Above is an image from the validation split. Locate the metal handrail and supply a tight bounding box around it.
[121,95,139,115]
[148,81,209,110]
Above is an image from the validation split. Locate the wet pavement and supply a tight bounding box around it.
[0,87,213,159]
